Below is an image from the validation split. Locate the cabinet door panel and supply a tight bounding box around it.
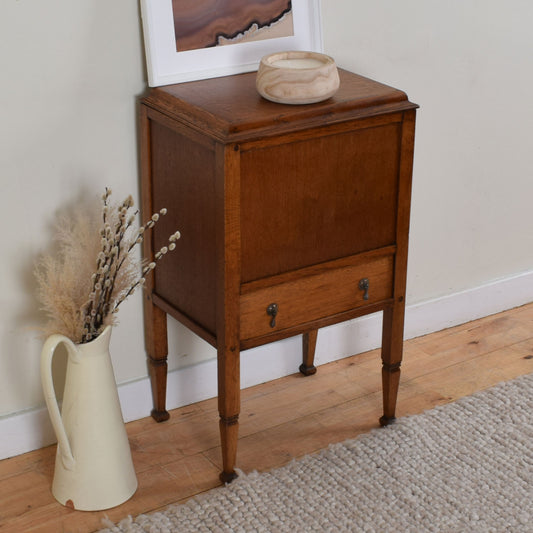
[151,121,217,335]
[240,122,401,282]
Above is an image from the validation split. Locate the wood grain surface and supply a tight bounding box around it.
[140,69,418,482]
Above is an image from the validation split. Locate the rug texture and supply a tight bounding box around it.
[99,373,533,532]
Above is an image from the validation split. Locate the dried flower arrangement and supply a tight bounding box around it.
[35,188,180,344]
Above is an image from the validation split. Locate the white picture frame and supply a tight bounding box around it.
[140,0,323,87]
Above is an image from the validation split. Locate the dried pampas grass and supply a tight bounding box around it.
[35,188,180,344]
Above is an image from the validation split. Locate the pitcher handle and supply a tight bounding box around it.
[40,334,78,471]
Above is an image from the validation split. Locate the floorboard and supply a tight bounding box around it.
[1,303,532,533]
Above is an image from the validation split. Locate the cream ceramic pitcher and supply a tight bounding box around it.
[41,326,137,511]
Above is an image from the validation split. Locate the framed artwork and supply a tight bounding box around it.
[140,0,323,87]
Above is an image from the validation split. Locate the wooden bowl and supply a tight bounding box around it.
[256,51,340,105]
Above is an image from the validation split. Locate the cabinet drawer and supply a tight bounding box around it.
[240,253,394,340]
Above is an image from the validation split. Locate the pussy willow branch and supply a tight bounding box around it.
[80,190,180,343]
[112,229,180,314]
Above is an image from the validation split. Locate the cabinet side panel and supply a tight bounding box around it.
[240,123,401,282]
[151,121,217,336]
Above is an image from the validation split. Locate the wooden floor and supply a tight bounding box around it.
[2,303,533,533]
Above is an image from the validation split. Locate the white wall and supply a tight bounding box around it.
[1,1,532,457]
[321,0,533,303]
[0,1,147,418]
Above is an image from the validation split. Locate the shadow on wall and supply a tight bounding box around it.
[9,186,102,411]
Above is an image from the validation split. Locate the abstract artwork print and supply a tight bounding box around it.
[171,0,294,52]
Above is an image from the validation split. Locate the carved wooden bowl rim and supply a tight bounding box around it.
[259,50,336,69]
[256,50,340,105]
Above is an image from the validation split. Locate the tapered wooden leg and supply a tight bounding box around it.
[218,344,240,483]
[299,329,318,376]
[215,143,242,483]
[379,304,405,426]
[144,293,170,422]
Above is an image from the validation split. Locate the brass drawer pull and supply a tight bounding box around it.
[266,303,278,328]
[358,278,370,300]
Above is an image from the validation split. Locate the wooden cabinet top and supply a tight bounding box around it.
[142,69,418,142]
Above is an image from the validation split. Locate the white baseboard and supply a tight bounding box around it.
[2,269,532,461]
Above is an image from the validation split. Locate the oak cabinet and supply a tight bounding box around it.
[140,69,417,482]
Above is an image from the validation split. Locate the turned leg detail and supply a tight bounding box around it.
[219,414,239,483]
[218,413,239,483]
[217,341,240,483]
[379,361,402,426]
[380,304,405,426]
[148,355,170,422]
[299,329,318,376]
[144,293,170,423]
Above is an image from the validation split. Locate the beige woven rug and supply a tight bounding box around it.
[100,373,533,532]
